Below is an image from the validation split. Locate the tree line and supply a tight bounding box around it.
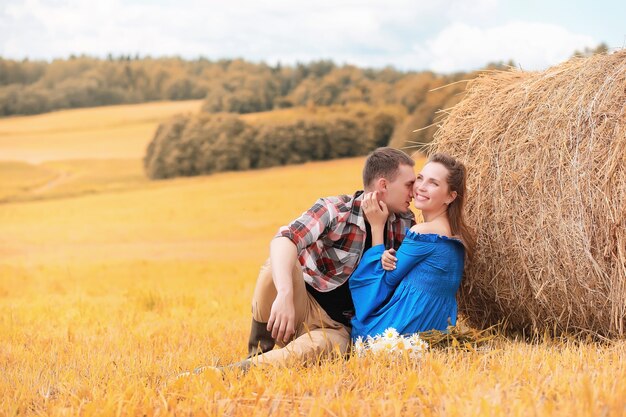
[0,56,212,116]
[1,55,491,153]
[144,105,405,179]
[143,60,479,178]
[7,49,606,179]
[0,55,473,117]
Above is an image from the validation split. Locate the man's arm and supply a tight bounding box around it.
[267,236,299,343]
[266,197,336,343]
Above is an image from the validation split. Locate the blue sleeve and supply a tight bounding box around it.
[349,245,395,320]
[383,239,436,287]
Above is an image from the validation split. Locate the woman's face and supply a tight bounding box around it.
[413,162,456,212]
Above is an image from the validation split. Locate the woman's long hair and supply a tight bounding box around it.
[429,153,476,261]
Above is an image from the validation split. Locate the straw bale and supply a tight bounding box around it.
[430,50,626,338]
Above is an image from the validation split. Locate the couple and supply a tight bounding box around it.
[218,147,473,372]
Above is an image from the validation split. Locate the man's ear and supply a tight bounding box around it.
[376,177,387,193]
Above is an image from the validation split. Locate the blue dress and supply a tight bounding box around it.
[350,228,465,340]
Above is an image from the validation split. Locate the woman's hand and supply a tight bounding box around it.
[381,248,397,270]
[362,191,388,228]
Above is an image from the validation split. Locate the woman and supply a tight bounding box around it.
[350,153,475,340]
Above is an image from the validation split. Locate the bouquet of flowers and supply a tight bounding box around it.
[353,327,429,358]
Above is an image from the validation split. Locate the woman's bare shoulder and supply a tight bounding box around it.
[409,222,452,237]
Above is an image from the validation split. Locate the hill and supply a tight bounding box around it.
[0,99,203,163]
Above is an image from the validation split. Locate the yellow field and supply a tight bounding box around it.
[0,100,203,163]
[0,102,625,416]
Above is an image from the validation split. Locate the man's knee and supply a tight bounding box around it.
[251,258,276,322]
[310,327,351,355]
[290,327,351,360]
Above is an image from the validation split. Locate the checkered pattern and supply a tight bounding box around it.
[276,190,415,291]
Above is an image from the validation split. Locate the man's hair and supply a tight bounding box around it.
[362,147,415,188]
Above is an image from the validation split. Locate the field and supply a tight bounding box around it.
[1,101,625,416]
[0,100,204,164]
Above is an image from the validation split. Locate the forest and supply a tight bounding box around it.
[2,45,606,178]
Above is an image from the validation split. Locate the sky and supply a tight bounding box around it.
[0,0,624,73]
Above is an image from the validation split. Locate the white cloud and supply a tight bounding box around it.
[0,0,494,57]
[411,22,597,72]
[445,0,499,23]
[0,0,600,73]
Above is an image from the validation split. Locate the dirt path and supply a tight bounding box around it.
[30,171,74,194]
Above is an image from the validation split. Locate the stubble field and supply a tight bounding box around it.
[0,101,624,416]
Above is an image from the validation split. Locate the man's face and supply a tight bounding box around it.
[379,164,416,214]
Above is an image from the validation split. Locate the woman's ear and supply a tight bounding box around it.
[446,191,458,205]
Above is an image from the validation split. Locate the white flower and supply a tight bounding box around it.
[353,328,429,360]
[382,327,400,340]
[353,336,366,357]
[407,334,429,358]
[408,333,429,349]
[369,337,386,353]
[394,337,411,351]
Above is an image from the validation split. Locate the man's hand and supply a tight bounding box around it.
[381,248,397,270]
[268,237,300,343]
[267,292,296,343]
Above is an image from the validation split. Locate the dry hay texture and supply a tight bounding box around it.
[430,50,626,338]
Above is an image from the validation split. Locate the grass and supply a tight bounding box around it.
[0,161,58,201]
[0,100,203,163]
[0,159,148,203]
[0,101,624,416]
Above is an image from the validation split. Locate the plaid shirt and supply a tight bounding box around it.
[276,190,415,292]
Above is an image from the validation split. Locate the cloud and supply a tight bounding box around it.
[0,0,497,59]
[410,22,597,72]
[0,0,599,73]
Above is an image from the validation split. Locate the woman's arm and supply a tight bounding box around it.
[350,239,435,319]
[382,239,436,287]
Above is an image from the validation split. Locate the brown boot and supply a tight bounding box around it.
[247,319,275,359]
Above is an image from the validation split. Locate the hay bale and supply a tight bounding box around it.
[430,50,626,338]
